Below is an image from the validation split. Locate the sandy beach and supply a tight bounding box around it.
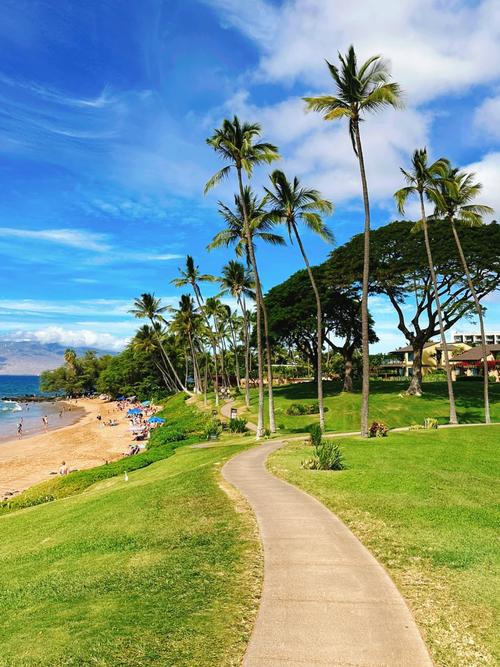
[0,399,130,498]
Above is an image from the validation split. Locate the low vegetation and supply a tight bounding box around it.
[0,394,207,516]
[270,426,500,666]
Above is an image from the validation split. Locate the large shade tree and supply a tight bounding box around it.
[394,149,458,424]
[304,46,403,437]
[325,220,500,395]
[264,169,334,430]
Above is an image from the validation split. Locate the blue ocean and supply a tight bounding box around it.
[0,376,73,441]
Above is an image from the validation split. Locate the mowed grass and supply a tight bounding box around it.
[235,380,500,433]
[0,442,260,667]
[269,426,500,666]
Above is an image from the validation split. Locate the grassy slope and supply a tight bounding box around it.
[269,426,500,667]
[0,442,260,667]
[235,380,500,433]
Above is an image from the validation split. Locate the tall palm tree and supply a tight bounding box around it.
[264,169,334,430]
[218,260,256,408]
[209,186,285,433]
[434,166,494,423]
[203,296,229,394]
[129,293,190,394]
[133,325,175,392]
[170,295,204,394]
[171,256,220,402]
[205,118,280,438]
[394,148,458,424]
[304,46,403,437]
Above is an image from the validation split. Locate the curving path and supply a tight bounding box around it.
[223,441,433,667]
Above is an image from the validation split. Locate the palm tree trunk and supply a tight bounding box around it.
[353,122,371,437]
[419,194,458,424]
[293,224,325,430]
[228,316,242,390]
[257,282,276,433]
[188,331,201,394]
[149,320,191,394]
[451,221,490,423]
[237,167,265,438]
[192,287,219,406]
[239,294,251,408]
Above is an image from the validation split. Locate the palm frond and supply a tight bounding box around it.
[204,165,231,194]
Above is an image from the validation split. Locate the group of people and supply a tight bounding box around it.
[17,414,49,439]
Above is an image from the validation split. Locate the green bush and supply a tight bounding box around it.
[369,421,389,438]
[309,423,323,449]
[301,439,345,471]
[228,417,248,433]
[286,402,329,416]
[424,417,438,430]
[204,418,222,440]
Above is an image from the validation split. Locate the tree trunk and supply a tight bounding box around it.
[451,222,490,423]
[419,194,458,424]
[192,286,219,405]
[406,344,424,396]
[343,353,354,392]
[237,167,265,438]
[353,122,371,437]
[257,281,276,433]
[293,224,325,430]
[239,295,251,408]
[150,319,191,394]
[188,331,201,394]
[229,314,242,390]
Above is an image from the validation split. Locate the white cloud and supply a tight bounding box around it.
[4,327,128,351]
[205,0,500,105]
[464,152,500,221]
[473,95,500,141]
[0,227,110,252]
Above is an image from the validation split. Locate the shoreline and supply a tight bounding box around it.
[0,400,86,444]
[0,398,130,498]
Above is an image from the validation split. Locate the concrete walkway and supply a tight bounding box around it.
[223,441,433,667]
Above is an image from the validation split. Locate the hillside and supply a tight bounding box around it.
[0,340,114,376]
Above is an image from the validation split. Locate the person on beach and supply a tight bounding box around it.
[17,421,23,439]
[42,415,48,432]
[59,461,69,476]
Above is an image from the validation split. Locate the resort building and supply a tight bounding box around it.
[378,340,470,378]
[451,344,500,382]
[452,330,500,345]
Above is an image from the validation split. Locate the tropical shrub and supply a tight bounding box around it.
[423,417,438,429]
[286,402,328,416]
[228,417,248,433]
[301,440,345,471]
[309,423,323,449]
[369,421,389,438]
[204,419,222,440]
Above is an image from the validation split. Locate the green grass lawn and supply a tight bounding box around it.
[269,426,500,667]
[0,441,260,667]
[234,380,500,433]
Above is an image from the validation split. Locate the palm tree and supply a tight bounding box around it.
[129,293,190,394]
[264,170,334,430]
[208,186,285,433]
[133,325,176,392]
[205,118,280,438]
[394,148,457,424]
[171,255,220,402]
[170,295,204,394]
[434,166,494,423]
[304,46,403,437]
[218,260,256,408]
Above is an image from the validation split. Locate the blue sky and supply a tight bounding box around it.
[1,0,499,352]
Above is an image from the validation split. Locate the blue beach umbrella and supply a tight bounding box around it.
[148,416,165,424]
[127,408,142,415]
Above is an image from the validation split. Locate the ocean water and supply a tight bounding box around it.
[0,376,81,442]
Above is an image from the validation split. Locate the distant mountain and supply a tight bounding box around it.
[0,341,114,376]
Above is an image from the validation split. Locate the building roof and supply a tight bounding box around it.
[389,342,436,354]
[452,344,500,362]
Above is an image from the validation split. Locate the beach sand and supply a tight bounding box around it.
[0,399,130,497]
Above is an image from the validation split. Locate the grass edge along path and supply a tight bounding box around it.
[0,436,262,666]
[268,426,500,667]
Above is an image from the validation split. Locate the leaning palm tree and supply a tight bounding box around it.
[209,186,285,433]
[205,118,280,438]
[304,46,403,437]
[394,149,458,424]
[264,170,334,430]
[129,293,190,394]
[170,295,204,394]
[218,260,256,408]
[434,166,494,423]
[133,325,176,392]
